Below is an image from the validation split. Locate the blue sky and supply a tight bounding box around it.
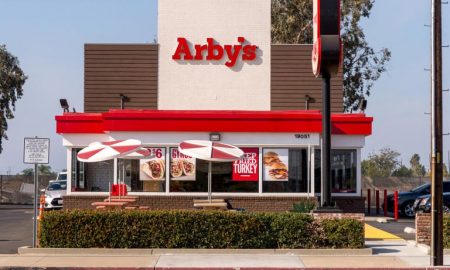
[0,0,449,174]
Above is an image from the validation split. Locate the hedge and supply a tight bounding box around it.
[444,215,450,249]
[39,210,363,249]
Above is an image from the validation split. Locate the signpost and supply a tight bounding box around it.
[312,0,341,209]
[23,137,50,248]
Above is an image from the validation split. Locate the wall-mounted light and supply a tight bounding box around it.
[60,99,69,113]
[359,99,367,113]
[120,94,130,109]
[209,133,221,141]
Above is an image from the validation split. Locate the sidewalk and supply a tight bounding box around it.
[0,240,448,269]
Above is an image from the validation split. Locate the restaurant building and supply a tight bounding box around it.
[55,0,372,212]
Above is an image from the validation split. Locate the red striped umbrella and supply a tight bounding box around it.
[179,140,244,202]
[122,147,152,159]
[77,139,142,162]
[178,140,244,162]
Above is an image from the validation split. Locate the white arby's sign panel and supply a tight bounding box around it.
[158,0,271,111]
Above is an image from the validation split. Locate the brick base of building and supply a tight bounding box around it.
[63,194,365,213]
[416,213,431,246]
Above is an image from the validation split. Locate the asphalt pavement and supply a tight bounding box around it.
[0,207,33,254]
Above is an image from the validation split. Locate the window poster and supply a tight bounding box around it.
[263,149,289,181]
[232,147,259,181]
[170,148,196,181]
[140,148,166,181]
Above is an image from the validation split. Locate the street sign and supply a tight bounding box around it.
[23,137,50,164]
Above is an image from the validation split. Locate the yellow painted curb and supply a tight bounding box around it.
[365,224,402,240]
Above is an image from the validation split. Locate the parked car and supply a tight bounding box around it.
[384,181,450,218]
[44,180,67,210]
[49,172,67,184]
[413,192,450,214]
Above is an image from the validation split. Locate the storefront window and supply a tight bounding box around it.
[262,148,308,193]
[314,149,357,193]
[71,148,86,191]
[71,148,113,192]
[118,147,166,192]
[169,148,258,193]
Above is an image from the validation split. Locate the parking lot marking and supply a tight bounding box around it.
[365,224,402,240]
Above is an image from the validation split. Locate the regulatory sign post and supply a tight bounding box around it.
[23,137,50,248]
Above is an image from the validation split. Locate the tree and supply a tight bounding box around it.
[0,45,27,153]
[362,147,400,177]
[444,164,449,178]
[392,165,412,177]
[20,168,34,176]
[410,153,426,177]
[271,0,391,111]
[20,165,56,177]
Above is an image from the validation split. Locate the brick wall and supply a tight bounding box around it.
[416,213,431,245]
[63,194,365,213]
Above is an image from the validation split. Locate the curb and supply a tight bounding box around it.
[4,266,450,270]
[18,247,372,256]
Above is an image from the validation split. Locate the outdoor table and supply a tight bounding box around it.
[193,202,228,210]
[91,201,128,209]
[193,199,225,204]
[104,198,136,203]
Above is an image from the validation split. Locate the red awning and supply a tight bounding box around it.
[55,109,373,135]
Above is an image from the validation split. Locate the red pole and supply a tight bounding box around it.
[384,189,388,217]
[394,190,399,220]
[376,190,380,215]
[367,188,371,215]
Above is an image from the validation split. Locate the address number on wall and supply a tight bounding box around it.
[294,134,311,139]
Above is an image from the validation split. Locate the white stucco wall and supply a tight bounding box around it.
[157,0,271,110]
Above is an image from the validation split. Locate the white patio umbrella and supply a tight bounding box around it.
[77,139,143,197]
[77,139,142,162]
[178,140,244,202]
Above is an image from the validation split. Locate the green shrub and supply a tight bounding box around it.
[39,210,363,249]
[444,215,450,249]
[319,218,364,248]
[292,200,316,213]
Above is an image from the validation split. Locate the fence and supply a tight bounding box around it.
[0,175,53,205]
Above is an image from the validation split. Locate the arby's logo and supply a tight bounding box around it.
[172,37,257,68]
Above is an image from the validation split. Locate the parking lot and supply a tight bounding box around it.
[0,207,33,254]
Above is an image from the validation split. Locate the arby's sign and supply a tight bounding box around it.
[172,37,258,67]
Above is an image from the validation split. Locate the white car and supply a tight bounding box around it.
[44,180,67,210]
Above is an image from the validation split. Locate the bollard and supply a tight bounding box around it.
[367,188,371,215]
[38,195,45,220]
[394,190,399,220]
[384,189,388,217]
[376,190,380,215]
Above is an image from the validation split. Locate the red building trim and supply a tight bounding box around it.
[55,110,372,135]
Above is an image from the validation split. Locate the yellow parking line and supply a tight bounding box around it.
[365,224,402,240]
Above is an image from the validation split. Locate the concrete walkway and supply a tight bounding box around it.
[0,240,448,269]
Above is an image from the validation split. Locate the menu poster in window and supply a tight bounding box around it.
[140,148,166,181]
[232,148,259,181]
[263,149,289,181]
[170,148,196,181]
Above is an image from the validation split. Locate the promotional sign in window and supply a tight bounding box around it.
[232,148,259,181]
[170,148,196,181]
[140,148,166,181]
[263,149,289,181]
